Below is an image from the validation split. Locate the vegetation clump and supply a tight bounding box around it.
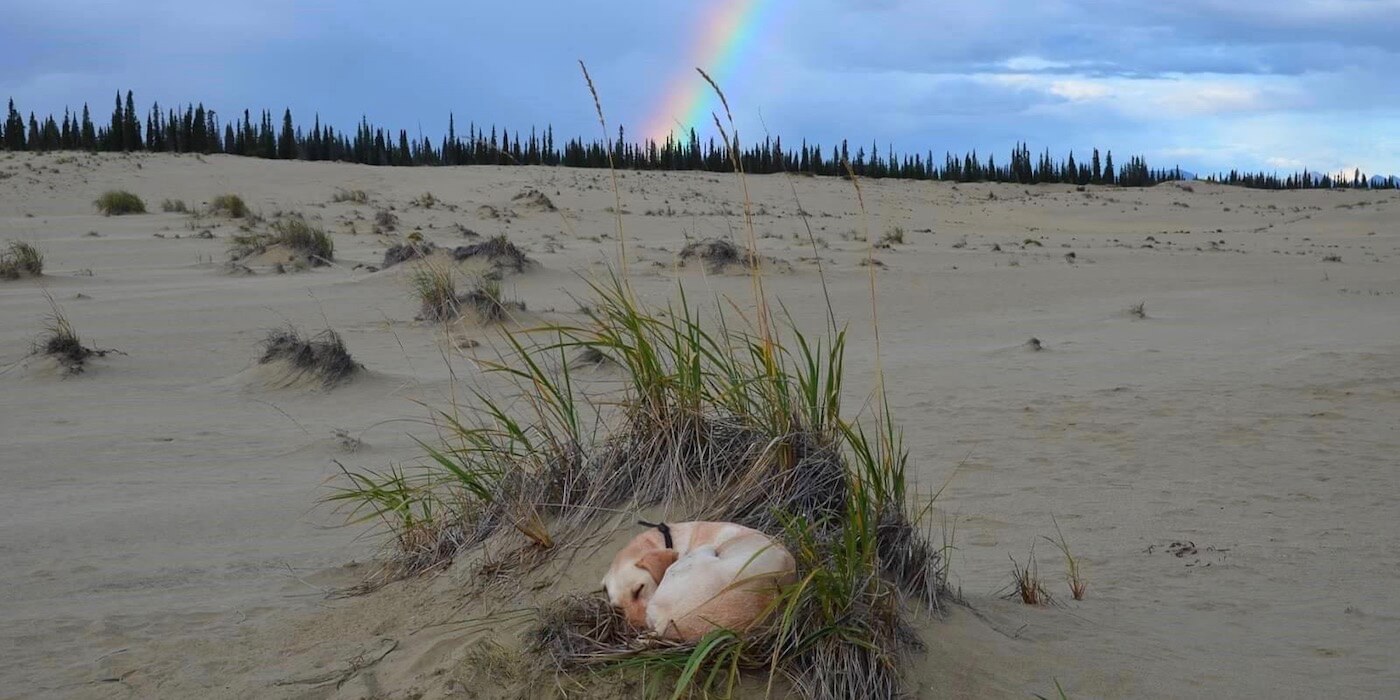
[0,240,43,279]
[94,190,145,215]
[678,237,754,272]
[34,294,112,374]
[209,194,249,218]
[451,234,531,272]
[410,265,517,322]
[331,275,945,699]
[160,198,188,213]
[258,326,359,387]
[382,240,438,267]
[228,214,333,266]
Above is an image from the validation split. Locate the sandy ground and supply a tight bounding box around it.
[1,151,1398,698]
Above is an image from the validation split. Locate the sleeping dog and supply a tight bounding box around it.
[602,521,796,641]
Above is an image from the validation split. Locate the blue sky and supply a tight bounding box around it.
[3,0,1397,175]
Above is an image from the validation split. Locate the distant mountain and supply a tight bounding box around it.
[1370,174,1398,188]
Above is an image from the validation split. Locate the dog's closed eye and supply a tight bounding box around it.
[632,584,645,600]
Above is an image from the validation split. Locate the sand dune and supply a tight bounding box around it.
[2,151,1398,698]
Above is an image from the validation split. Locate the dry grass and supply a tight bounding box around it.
[33,292,112,374]
[452,234,532,272]
[0,240,43,279]
[333,188,369,204]
[678,237,754,272]
[160,198,188,213]
[258,326,360,387]
[209,194,249,218]
[1007,545,1052,606]
[94,190,145,215]
[228,214,334,265]
[1044,516,1087,601]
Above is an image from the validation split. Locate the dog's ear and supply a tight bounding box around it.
[635,549,679,584]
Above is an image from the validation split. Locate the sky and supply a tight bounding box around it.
[3,0,1398,176]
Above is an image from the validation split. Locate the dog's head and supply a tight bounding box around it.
[603,545,679,629]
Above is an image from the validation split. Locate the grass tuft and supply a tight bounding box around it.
[94,190,146,215]
[1043,515,1087,601]
[678,237,754,272]
[34,292,111,374]
[1006,545,1052,606]
[0,241,44,279]
[228,214,333,265]
[209,194,249,218]
[258,326,360,387]
[161,198,188,213]
[452,234,532,272]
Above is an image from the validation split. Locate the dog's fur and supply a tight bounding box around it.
[602,521,796,640]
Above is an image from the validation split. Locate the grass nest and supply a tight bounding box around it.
[679,237,756,272]
[0,241,44,279]
[258,327,359,387]
[452,235,532,272]
[331,276,946,699]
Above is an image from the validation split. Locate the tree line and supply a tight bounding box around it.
[4,90,1394,190]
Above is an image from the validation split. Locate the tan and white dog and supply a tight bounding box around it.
[602,521,796,641]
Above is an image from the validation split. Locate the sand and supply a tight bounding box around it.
[1,151,1398,698]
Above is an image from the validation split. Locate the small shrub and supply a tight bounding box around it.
[678,237,753,272]
[1128,301,1147,319]
[411,192,439,208]
[161,198,188,213]
[332,188,369,204]
[209,194,248,218]
[94,190,146,215]
[0,241,43,279]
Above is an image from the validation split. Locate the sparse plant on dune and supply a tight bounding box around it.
[94,190,145,215]
[33,291,113,374]
[1044,515,1087,601]
[1128,301,1147,319]
[1006,544,1052,606]
[209,193,249,218]
[228,214,333,265]
[160,198,188,213]
[0,240,43,279]
[258,326,360,387]
[410,264,460,321]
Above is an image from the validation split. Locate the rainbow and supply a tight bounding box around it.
[642,0,777,143]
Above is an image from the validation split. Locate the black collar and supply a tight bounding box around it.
[637,520,673,549]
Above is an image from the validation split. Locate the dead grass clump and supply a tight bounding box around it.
[511,188,557,212]
[209,194,249,218]
[383,241,438,267]
[34,293,112,374]
[229,215,334,265]
[878,227,905,247]
[452,235,532,272]
[161,198,188,213]
[0,241,43,279]
[410,265,460,321]
[94,190,146,215]
[1006,546,1052,606]
[678,237,754,272]
[411,192,440,208]
[374,209,399,232]
[1128,301,1147,319]
[258,326,360,387]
